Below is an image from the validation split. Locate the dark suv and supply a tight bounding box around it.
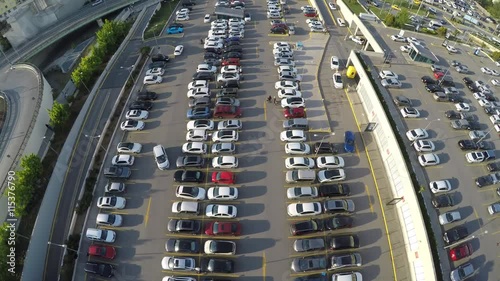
[104,166,131,179]
[167,219,201,234]
[84,262,114,277]
[290,219,324,235]
[173,170,205,183]
[136,91,157,101]
[314,142,338,154]
[271,27,287,34]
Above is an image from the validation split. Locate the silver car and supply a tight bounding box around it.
[293,238,325,252]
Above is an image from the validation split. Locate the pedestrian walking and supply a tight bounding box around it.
[273,96,277,105]
[267,95,272,103]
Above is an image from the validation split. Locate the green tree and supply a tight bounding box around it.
[384,14,396,27]
[436,26,448,37]
[492,51,500,61]
[47,101,70,129]
[487,2,500,19]
[394,9,410,28]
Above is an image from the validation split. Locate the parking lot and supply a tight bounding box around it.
[369,27,500,280]
[74,0,402,280]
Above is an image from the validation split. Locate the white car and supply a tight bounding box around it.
[217,73,241,83]
[390,35,406,42]
[330,56,340,70]
[378,70,399,80]
[187,87,211,99]
[97,196,126,209]
[406,37,420,45]
[111,154,135,166]
[245,13,251,22]
[281,97,305,108]
[161,257,196,271]
[400,45,411,52]
[204,14,211,23]
[300,5,314,11]
[455,103,471,112]
[317,169,346,182]
[446,45,458,53]
[174,45,184,56]
[316,156,345,168]
[349,35,365,45]
[478,98,491,108]
[381,78,402,88]
[143,75,162,84]
[117,142,142,154]
[400,107,420,118]
[429,180,451,193]
[438,211,462,225]
[492,79,500,86]
[285,157,315,169]
[287,202,322,217]
[205,204,238,218]
[333,73,343,89]
[176,14,189,21]
[176,8,190,15]
[187,120,215,130]
[182,142,208,154]
[413,140,435,152]
[406,128,428,141]
[275,81,300,90]
[310,26,326,33]
[218,120,242,130]
[278,89,302,99]
[197,64,217,73]
[277,65,298,74]
[125,110,148,120]
[221,65,243,74]
[211,143,236,154]
[285,142,311,155]
[328,2,336,9]
[274,42,291,49]
[188,80,209,90]
[418,153,440,166]
[120,120,145,131]
[287,187,318,199]
[212,130,239,142]
[212,156,239,168]
[337,18,346,26]
[186,129,208,142]
[491,69,500,76]
[207,186,239,200]
[481,67,493,75]
[280,130,307,142]
[171,201,200,214]
[146,67,165,76]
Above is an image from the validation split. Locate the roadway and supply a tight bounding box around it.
[73,0,398,280]
[43,4,158,281]
[361,21,500,280]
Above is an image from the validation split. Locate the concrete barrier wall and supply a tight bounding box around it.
[348,50,436,281]
[309,0,326,25]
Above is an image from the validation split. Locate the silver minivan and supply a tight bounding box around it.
[285,170,316,183]
[283,118,309,130]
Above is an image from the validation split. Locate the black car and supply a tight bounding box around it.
[165,238,200,253]
[203,258,234,273]
[220,80,240,89]
[148,61,167,70]
[318,184,350,197]
[328,234,359,250]
[176,156,205,168]
[182,1,195,6]
[222,52,243,59]
[136,90,157,101]
[224,41,241,48]
[431,194,455,208]
[458,140,478,150]
[104,166,131,179]
[446,94,463,103]
[467,84,479,92]
[151,54,170,62]
[466,121,481,130]
[129,101,153,110]
[167,219,201,234]
[205,58,221,66]
[421,76,435,84]
[193,72,215,81]
[271,27,287,34]
[84,262,114,277]
[445,110,461,119]
[216,88,238,97]
[443,225,468,245]
[204,52,221,60]
[462,77,473,85]
[224,46,243,52]
[484,107,499,115]
[477,141,493,150]
[478,92,497,101]
[324,216,353,230]
[294,274,328,281]
[205,47,222,54]
[487,162,500,172]
[173,170,205,183]
[290,219,324,235]
[314,142,338,154]
[438,77,454,87]
[425,84,443,93]
[475,175,495,187]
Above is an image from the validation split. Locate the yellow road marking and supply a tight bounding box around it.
[365,184,374,213]
[145,196,152,227]
[262,251,266,281]
[344,89,398,281]
[323,0,337,26]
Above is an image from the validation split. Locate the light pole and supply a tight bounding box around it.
[120,65,136,84]
[314,133,336,157]
[47,241,79,254]
[79,72,91,94]
[42,136,59,155]
[475,126,495,144]
[84,134,108,152]
[423,118,441,130]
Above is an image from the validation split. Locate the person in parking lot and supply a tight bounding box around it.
[267,95,272,103]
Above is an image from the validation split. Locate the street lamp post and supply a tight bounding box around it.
[120,65,136,84]
[47,241,79,254]
[313,133,336,157]
[79,72,91,94]
[84,134,108,152]
[42,136,59,155]
[475,126,495,144]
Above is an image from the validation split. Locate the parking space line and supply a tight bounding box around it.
[262,251,266,281]
[161,271,239,277]
[165,233,243,240]
[144,196,152,227]
[343,88,398,280]
[264,101,267,121]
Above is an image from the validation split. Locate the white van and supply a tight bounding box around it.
[428,20,442,29]
[285,170,316,183]
[153,144,170,170]
[86,228,116,243]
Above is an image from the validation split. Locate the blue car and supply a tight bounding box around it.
[344,131,355,153]
[225,37,240,43]
[167,26,184,34]
[187,107,212,120]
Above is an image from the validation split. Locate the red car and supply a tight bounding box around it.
[284,108,306,119]
[304,12,317,17]
[205,221,242,236]
[87,245,116,259]
[433,71,444,79]
[211,171,235,184]
[272,23,288,30]
[214,105,242,118]
[449,243,473,261]
[221,58,241,66]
